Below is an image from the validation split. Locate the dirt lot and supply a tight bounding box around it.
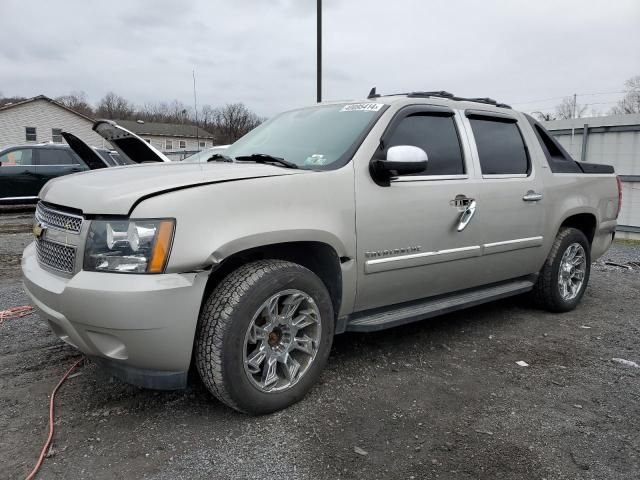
[1,211,639,480]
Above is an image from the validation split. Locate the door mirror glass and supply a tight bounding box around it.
[370,145,428,186]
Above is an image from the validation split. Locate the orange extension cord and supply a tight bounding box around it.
[25,357,84,480]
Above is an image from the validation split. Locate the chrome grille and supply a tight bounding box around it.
[36,202,83,233]
[36,238,76,273]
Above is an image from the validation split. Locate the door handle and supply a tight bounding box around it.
[457,199,477,232]
[523,191,543,202]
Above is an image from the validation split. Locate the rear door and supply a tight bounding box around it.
[35,148,86,193]
[462,110,546,282]
[0,147,38,201]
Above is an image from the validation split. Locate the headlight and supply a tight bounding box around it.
[84,219,175,273]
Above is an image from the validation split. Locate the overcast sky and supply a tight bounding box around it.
[0,0,638,117]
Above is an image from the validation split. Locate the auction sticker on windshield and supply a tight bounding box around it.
[340,103,384,112]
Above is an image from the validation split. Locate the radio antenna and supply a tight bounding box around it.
[193,69,200,152]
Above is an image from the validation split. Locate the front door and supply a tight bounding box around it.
[354,106,485,311]
[0,147,38,201]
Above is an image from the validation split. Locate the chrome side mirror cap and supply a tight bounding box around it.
[370,145,428,186]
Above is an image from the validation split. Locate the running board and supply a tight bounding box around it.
[345,278,535,333]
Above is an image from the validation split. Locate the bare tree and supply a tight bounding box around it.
[136,100,193,124]
[533,111,557,121]
[96,92,135,119]
[55,91,94,117]
[211,103,263,144]
[610,75,640,114]
[555,96,588,120]
[0,94,27,108]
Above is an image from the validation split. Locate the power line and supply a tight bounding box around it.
[511,90,625,105]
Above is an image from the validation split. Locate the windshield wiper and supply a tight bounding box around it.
[207,153,233,162]
[234,153,298,169]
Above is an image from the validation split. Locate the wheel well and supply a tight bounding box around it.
[203,241,343,318]
[561,213,596,244]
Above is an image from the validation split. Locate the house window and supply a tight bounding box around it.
[199,141,206,148]
[165,140,173,150]
[179,140,186,149]
[52,128,63,143]
[25,127,37,141]
[145,139,151,143]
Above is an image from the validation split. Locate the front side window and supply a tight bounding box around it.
[470,119,529,175]
[165,140,173,150]
[199,141,206,148]
[25,127,36,141]
[52,128,63,143]
[0,148,33,166]
[224,103,386,169]
[38,149,77,165]
[384,114,465,175]
[179,140,186,149]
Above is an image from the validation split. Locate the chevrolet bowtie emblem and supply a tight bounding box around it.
[33,222,46,239]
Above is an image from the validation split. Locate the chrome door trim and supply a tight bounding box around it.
[365,245,481,274]
[482,174,529,179]
[483,236,544,255]
[392,174,469,182]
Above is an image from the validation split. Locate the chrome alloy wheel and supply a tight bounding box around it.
[558,242,587,301]
[243,289,322,393]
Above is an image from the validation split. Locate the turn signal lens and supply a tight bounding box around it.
[148,220,175,273]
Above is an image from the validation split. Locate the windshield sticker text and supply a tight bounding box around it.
[340,103,384,112]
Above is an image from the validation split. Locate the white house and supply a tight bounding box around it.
[115,120,216,160]
[0,95,107,150]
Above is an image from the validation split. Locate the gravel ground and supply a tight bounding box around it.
[1,214,639,480]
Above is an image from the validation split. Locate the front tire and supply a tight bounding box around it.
[532,227,591,312]
[195,260,334,414]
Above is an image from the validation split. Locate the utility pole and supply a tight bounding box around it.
[317,0,322,103]
[572,93,577,119]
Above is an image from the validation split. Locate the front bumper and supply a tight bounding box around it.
[21,242,208,389]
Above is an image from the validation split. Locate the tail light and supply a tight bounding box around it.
[616,176,622,219]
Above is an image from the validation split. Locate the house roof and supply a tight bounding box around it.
[115,119,215,139]
[0,95,95,122]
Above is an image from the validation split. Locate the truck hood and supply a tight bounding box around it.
[39,162,306,215]
[93,120,172,163]
[61,132,109,170]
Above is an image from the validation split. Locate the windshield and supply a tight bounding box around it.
[224,102,386,169]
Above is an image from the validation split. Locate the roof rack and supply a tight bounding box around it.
[367,87,511,109]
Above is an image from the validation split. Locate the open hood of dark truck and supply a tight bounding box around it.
[93,120,172,164]
[61,132,110,170]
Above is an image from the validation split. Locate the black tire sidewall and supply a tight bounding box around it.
[220,264,334,414]
[548,229,591,311]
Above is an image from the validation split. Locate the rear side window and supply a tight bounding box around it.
[385,114,465,175]
[38,149,77,165]
[527,119,582,173]
[470,119,529,175]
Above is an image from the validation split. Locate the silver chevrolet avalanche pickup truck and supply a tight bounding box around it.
[22,90,621,414]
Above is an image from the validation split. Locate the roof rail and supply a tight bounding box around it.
[367,87,511,109]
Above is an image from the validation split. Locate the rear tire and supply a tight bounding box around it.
[532,227,591,312]
[195,260,334,415]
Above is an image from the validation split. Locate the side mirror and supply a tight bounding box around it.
[370,145,428,186]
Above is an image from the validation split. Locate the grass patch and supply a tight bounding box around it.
[614,238,640,246]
